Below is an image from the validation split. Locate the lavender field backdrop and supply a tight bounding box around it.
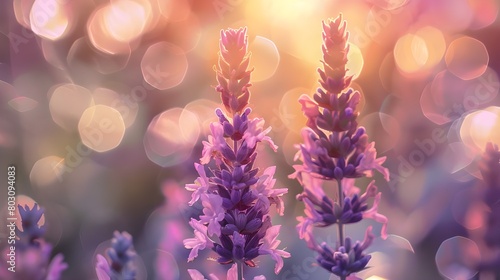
[1,0,500,279]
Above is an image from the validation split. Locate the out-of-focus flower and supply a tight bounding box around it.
[0,203,67,280]
[95,231,137,280]
[17,204,46,244]
[184,27,289,278]
[476,142,500,272]
[314,227,374,277]
[290,15,389,279]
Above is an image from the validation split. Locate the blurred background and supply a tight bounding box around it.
[1,0,500,279]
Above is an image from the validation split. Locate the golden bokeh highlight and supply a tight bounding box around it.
[346,43,364,80]
[144,108,200,167]
[49,83,94,131]
[243,0,335,64]
[140,42,188,90]
[184,99,220,136]
[282,130,302,166]
[103,0,151,43]
[415,26,446,70]
[30,156,65,187]
[366,276,388,280]
[445,36,489,80]
[460,106,500,151]
[87,5,132,54]
[29,0,70,40]
[66,38,131,74]
[92,87,138,128]
[279,87,309,133]
[249,36,280,82]
[78,105,126,152]
[8,96,38,112]
[394,33,429,74]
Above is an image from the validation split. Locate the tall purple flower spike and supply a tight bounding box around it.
[0,204,67,280]
[290,15,389,279]
[477,142,500,273]
[184,27,289,278]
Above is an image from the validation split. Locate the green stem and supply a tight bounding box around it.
[337,178,345,247]
[337,178,346,280]
[237,261,244,280]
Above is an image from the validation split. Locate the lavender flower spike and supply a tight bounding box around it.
[96,231,137,280]
[185,27,289,278]
[291,15,389,279]
[0,203,67,280]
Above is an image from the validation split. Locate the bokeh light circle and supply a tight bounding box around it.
[78,105,126,152]
[184,99,219,136]
[420,68,499,125]
[141,42,188,90]
[346,43,364,80]
[250,36,280,82]
[30,156,65,188]
[415,26,446,70]
[92,87,139,128]
[103,0,151,43]
[29,0,70,40]
[278,88,309,133]
[87,4,133,55]
[394,33,429,74]
[359,112,401,153]
[469,0,499,29]
[460,106,500,152]
[445,36,489,80]
[144,108,200,167]
[49,83,94,131]
[8,96,38,112]
[435,236,480,280]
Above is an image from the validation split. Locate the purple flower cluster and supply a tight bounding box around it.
[0,204,67,280]
[477,142,500,272]
[290,15,389,279]
[95,231,137,280]
[184,27,289,278]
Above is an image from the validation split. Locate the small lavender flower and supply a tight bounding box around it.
[0,203,67,280]
[290,15,389,279]
[184,27,289,278]
[17,204,46,245]
[95,231,137,280]
[476,142,500,273]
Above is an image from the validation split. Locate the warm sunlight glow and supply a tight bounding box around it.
[30,0,70,40]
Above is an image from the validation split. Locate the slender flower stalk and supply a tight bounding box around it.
[184,27,289,279]
[95,231,137,280]
[0,203,67,280]
[290,15,389,279]
[476,142,500,276]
